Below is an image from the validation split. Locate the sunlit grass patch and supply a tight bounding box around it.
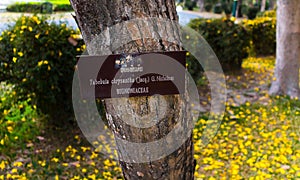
[242,56,275,73]
[45,0,70,5]
[193,56,300,179]
[194,96,300,179]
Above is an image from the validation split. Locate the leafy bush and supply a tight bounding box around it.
[53,4,73,12]
[6,3,73,13]
[6,3,41,13]
[213,3,223,14]
[221,2,231,15]
[241,4,249,16]
[0,82,40,154]
[188,18,250,73]
[185,0,197,10]
[0,16,84,125]
[247,6,259,20]
[243,17,276,56]
[204,3,213,12]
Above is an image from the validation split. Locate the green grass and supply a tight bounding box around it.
[45,0,70,5]
[16,0,70,5]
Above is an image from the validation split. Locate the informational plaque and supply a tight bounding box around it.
[77,51,186,99]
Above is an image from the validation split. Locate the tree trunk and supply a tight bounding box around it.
[269,0,300,98]
[260,0,266,12]
[70,0,195,179]
[269,0,275,10]
[236,0,243,18]
[197,0,205,12]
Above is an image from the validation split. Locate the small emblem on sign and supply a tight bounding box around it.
[77,51,187,99]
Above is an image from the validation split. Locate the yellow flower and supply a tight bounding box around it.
[3,109,8,115]
[38,160,46,167]
[0,161,6,170]
[51,158,59,163]
[35,34,40,39]
[11,168,18,173]
[38,61,43,67]
[7,126,13,133]
[88,174,96,180]
[18,52,23,57]
[21,117,26,122]
[32,16,41,25]
[62,163,68,167]
[28,27,33,32]
[13,162,23,167]
[12,57,17,63]
[38,60,48,67]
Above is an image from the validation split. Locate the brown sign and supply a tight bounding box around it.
[77,51,186,99]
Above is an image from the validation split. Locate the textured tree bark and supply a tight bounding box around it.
[269,0,300,98]
[70,0,195,179]
[197,0,205,12]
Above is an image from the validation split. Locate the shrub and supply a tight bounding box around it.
[241,4,249,16]
[247,6,259,20]
[0,16,84,125]
[6,3,73,13]
[6,3,41,13]
[213,3,223,14]
[0,82,40,154]
[185,0,197,10]
[243,17,276,56]
[53,4,73,12]
[204,3,213,12]
[221,2,231,15]
[188,18,250,73]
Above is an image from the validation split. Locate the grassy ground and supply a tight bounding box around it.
[45,0,70,5]
[0,56,299,179]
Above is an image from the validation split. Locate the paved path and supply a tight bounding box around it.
[0,10,224,32]
[0,12,73,23]
[181,10,223,19]
[0,10,223,23]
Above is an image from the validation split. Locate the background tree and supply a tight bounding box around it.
[269,0,300,97]
[260,0,266,11]
[197,0,205,12]
[269,0,275,10]
[235,0,243,17]
[70,0,195,179]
